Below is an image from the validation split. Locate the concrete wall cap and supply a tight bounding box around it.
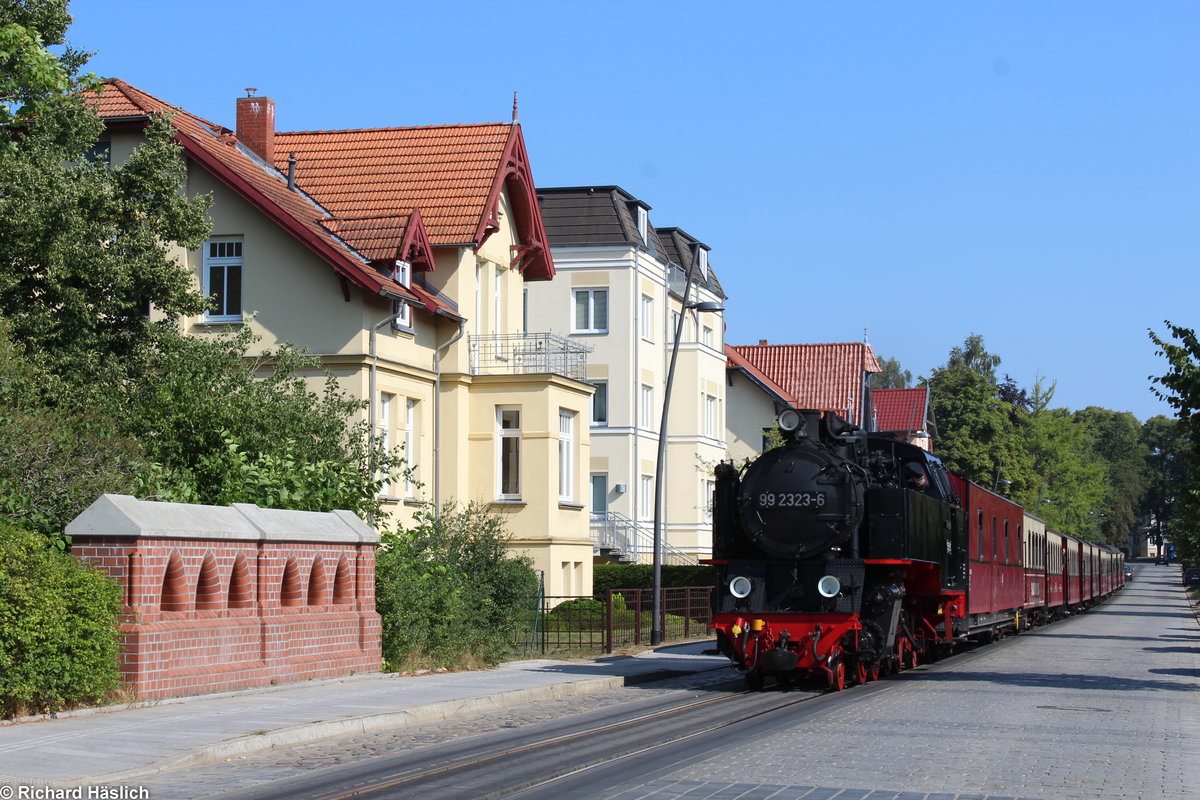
[66,494,378,544]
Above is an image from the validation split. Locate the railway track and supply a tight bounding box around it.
[204,676,833,800]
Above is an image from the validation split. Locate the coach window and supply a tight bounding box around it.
[977,509,984,559]
[992,516,998,561]
[1003,520,1010,564]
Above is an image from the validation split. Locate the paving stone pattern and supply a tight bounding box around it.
[634,565,1198,800]
[130,671,729,799]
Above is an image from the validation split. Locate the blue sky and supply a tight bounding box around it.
[67,1,1197,422]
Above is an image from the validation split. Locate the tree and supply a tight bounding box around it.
[871,356,911,389]
[1015,407,1107,541]
[1141,414,1189,557]
[120,326,399,522]
[1074,407,1149,546]
[1148,321,1200,564]
[923,335,1029,492]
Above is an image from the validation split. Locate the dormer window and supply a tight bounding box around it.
[392,260,412,330]
[696,248,709,281]
[636,206,649,243]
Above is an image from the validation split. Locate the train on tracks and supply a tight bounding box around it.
[708,408,1126,691]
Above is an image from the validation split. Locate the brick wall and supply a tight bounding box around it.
[68,496,381,700]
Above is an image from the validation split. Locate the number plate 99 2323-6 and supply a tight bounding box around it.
[756,491,826,509]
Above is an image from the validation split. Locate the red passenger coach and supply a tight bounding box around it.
[1044,528,1067,615]
[1022,513,1048,618]
[950,475,1025,635]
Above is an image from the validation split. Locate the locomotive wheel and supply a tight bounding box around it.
[744,669,765,692]
[827,656,846,691]
[854,660,868,686]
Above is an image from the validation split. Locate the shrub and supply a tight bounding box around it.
[592,564,716,596]
[375,502,538,671]
[0,520,121,716]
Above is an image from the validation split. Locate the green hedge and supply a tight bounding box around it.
[0,521,122,716]
[593,564,716,597]
[375,502,538,672]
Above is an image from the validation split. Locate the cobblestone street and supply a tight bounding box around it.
[610,565,1199,800]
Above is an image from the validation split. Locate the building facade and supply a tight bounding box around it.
[530,187,727,562]
[90,81,594,596]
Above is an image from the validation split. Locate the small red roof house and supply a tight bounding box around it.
[872,387,934,451]
[86,81,595,598]
[725,340,881,462]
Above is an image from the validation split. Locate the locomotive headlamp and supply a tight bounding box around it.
[729,576,753,599]
[817,575,842,598]
[777,408,802,433]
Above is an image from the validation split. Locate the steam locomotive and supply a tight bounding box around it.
[708,408,1125,691]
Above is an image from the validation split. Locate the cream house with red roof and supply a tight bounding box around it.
[90,81,594,596]
[725,341,882,464]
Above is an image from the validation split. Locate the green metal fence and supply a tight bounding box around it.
[512,585,713,658]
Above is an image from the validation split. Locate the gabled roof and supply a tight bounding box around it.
[87,80,451,314]
[873,387,930,434]
[729,342,881,420]
[274,122,553,279]
[86,79,556,319]
[725,345,797,407]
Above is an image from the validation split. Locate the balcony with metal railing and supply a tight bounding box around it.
[469,332,591,381]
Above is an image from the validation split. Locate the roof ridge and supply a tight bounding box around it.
[98,79,228,133]
[277,122,511,136]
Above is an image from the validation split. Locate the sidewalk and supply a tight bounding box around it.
[0,641,729,788]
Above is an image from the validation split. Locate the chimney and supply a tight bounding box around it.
[759,339,768,346]
[236,88,275,164]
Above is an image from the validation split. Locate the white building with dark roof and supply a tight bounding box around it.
[529,187,727,563]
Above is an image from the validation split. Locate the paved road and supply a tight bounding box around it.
[554,563,1198,800]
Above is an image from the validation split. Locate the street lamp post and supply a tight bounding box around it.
[650,254,722,647]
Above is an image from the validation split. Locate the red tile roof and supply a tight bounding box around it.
[274,126,510,246]
[872,387,930,433]
[729,342,881,425]
[725,345,797,406]
[85,80,554,317]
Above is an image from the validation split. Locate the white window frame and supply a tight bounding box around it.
[404,398,417,498]
[637,206,649,243]
[641,384,654,429]
[494,265,503,334]
[391,260,413,330]
[573,288,608,334]
[640,475,653,521]
[379,392,393,496]
[704,394,718,438]
[591,381,608,426]
[702,324,713,348]
[703,478,716,522]
[497,406,521,500]
[640,295,654,342]
[202,237,244,322]
[558,409,574,502]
